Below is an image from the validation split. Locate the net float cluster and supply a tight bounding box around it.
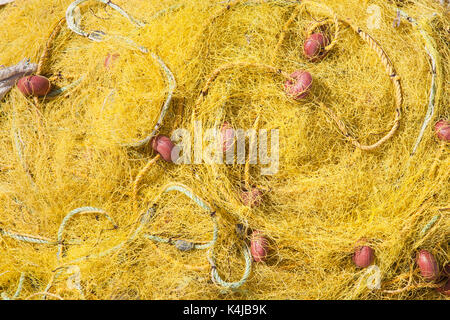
[282,32,329,100]
[350,246,449,295]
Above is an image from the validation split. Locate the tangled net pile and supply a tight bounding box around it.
[0,0,448,300]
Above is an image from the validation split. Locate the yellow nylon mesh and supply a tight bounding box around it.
[0,0,448,300]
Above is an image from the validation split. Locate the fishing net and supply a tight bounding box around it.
[0,0,448,300]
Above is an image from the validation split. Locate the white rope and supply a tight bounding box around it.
[66,0,146,51]
[0,0,14,6]
[0,59,37,100]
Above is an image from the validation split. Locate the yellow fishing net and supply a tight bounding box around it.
[0,0,448,300]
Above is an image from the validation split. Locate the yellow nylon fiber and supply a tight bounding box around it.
[0,0,448,300]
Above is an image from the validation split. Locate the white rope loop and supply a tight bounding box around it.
[122,53,177,148]
[208,244,252,290]
[144,184,218,251]
[66,0,144,41]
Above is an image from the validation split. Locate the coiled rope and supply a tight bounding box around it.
[66,0,145,41]
[208,244,252,290]
[66,0,177,149]
[394,10,442,155]
[122,52,176,148]
[1,183,250,298]
[194,1,402,200]
[56,206,117,260]
[303,1,340,53]
[142,183,220,271]
[147,183,252,289]
[277,5,403,150]
[3,0,443,299]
